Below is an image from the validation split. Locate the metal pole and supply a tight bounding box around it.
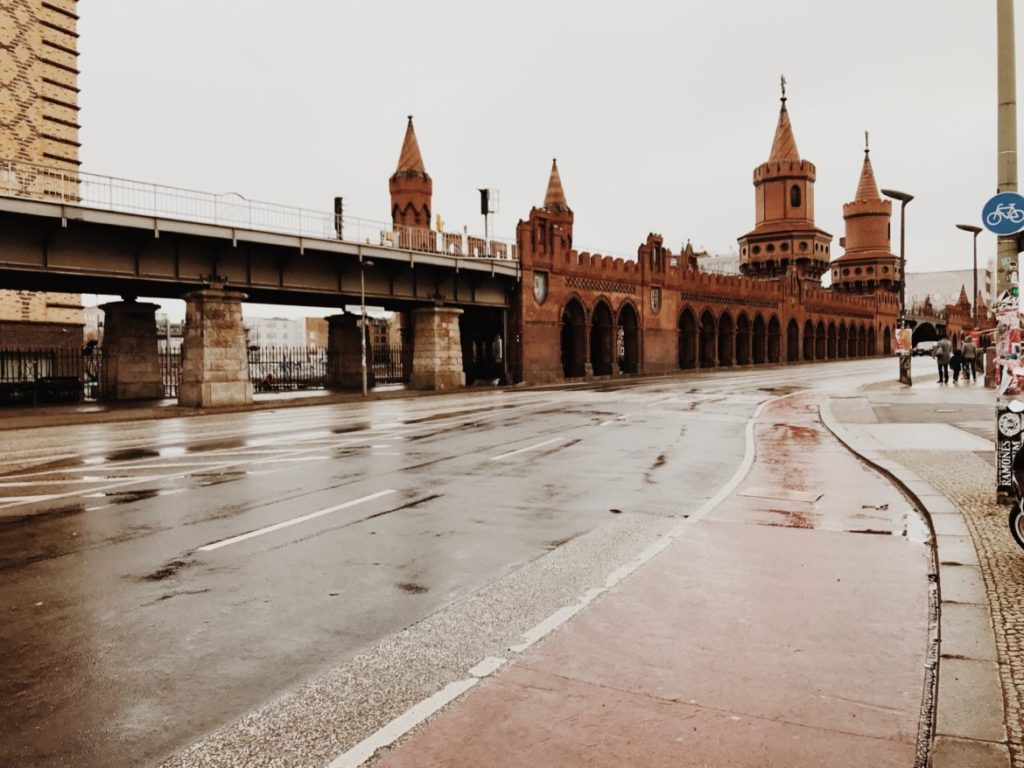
[998,0,1018,295]
[360,265,367,397]
[899,201,906,323]
[974,230,980,328]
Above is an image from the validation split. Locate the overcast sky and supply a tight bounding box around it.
[78,1,1010,316]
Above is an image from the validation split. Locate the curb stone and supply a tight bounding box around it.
[819,397,1011,768]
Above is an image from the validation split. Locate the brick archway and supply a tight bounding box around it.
[787,319,800,363]
[617,301,640,374]
[769,316,782,363]
[839,323,848,358]
[753,314,767,364]
[857,325,867,357]
[591,300,614,376]
[678,308,697,369]
[802,320,814,361]
[736,313,751,365]
[868,325,876,356]
[560,297,587,377]
[700,309,717,368]
[827,322,837,359]
[815,320,826,360]
[883,325,892,355]
[718,311,735,367]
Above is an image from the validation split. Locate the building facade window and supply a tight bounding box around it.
[790,185,802,207]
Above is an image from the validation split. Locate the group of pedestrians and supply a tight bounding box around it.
[934,334,978,384]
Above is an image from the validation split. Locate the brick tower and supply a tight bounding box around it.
[739,81,832,280]
[516,159,574,261]
[830,136,900,294]
[389,116,432,230]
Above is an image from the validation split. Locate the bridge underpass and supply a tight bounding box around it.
[0,193,519,405]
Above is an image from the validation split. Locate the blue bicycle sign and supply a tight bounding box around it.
[983,192,1024,235]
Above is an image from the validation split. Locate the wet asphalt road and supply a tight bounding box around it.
[0,360,893,767]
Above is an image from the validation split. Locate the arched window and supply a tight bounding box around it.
[790,185,802,207]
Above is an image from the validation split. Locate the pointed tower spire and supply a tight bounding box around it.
[768,77,800,162]
[543,158,570,212]
[855,135,881,201]
[395,115,427,176]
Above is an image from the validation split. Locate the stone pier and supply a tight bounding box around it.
[410,306,465,390]
[98,299,164,400]
[178,287,253,408]
[326,314,372,389]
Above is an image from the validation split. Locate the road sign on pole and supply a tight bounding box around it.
[983,191,1024,235]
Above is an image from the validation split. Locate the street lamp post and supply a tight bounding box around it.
[956,224,983,329]
[882,188,914,385]
[360,259,375,397]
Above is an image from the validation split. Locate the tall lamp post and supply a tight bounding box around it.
[882,188,914,385]
[955,224,983,329]
[360,259,375,397]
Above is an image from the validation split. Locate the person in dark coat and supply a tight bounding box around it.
[950,347,964,383]
[934,334,953,384]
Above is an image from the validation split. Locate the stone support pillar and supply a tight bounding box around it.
[98,299,164,400]
[410,306,465,390]
[178,287,252,408]
[326,314,372,389]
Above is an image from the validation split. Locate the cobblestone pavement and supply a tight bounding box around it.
[892,450,1024,767]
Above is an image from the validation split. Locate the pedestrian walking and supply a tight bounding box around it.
[934,334,952,384]
[950,347,964,383]
[961,336,978,381]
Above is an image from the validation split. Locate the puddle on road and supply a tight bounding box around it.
[332,423,371,434]
[102,448,161,463]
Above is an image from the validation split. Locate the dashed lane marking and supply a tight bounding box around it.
[196,490,396,552]
[488,437,566,461]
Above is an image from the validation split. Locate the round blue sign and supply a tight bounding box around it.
[983,192,1024,235]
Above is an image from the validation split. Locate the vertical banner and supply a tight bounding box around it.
[894,327,912,355]
[997,406,1024,495]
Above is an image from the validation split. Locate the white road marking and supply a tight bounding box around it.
[468,656,507,678]
[197,489,396,552]
[489,437,566,461]
[327,677,478,768]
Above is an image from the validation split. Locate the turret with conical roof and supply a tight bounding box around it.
[830,134,899,295]
[738,80,832,280]
[389,116,432,233]
[516,159,574,266]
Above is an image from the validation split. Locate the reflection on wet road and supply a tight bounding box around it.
[0,360,892,767]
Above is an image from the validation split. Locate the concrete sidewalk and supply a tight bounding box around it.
[822,365,1019,768]
[354,394,935,768]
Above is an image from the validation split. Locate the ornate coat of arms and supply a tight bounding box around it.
[533,270,548,304]
[650,286,661,313]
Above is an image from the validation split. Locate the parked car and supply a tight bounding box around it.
[913,341,939,357]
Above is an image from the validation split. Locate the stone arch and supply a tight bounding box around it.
[883,325,892,355]
[868,325,876,356]
[752,314,767,365]
[827,322,837,359]
[590,299,614,375]
[678,307,697,369]
[847,323,858,358]
[912,322,938,346]
[803,319,814,361]
[815,320,826,360]
[617,301,640,374]
[560,296,587,378]
[768,316,782,363]
[736,313,751,366]
[699,309,717,368]
[838,322,848,359]
[718,311,735,367]
[787,318,800,363]
[857,325,867,357]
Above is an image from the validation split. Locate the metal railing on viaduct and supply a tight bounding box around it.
[0,160,519,306]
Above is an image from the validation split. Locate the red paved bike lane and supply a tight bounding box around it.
[370,395,933,767]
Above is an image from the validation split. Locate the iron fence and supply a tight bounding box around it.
[0,347,101,405]
[0,158,517,260]
[0,343,411,405]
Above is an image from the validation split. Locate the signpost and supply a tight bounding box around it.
[984,192,1024,499]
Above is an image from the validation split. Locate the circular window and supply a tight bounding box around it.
[843,268,850,276]
[766,244,776,253]
[882,266,889,273]
[780,242,790,252]
[854,267,862,275]
[752,245,761,255]
[799,241,808,252]
[866,266,874,274]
